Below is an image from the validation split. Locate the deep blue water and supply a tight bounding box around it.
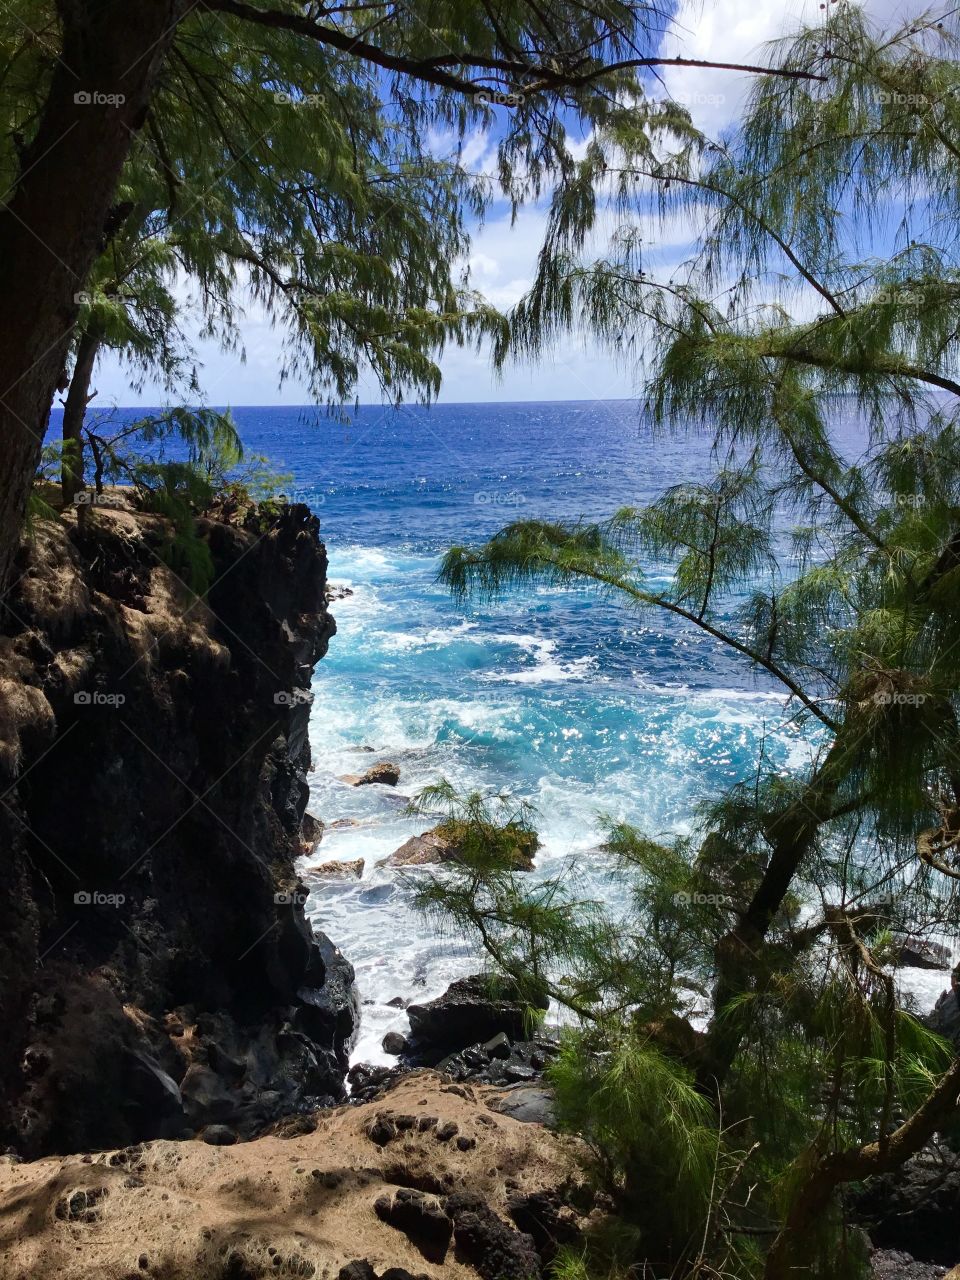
[53,399,866,1057]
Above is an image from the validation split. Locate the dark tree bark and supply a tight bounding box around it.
[60,329,100,506]
[763,1053,960,1280]
[0,0,185,595]
[695,737,851,1094]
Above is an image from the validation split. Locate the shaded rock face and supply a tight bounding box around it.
[855,1156,960,1268]
[0,502,356,1156]
[405,975,549,1063]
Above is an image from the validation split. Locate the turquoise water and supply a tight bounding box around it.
[213,400,836,1060]
[53,399,873,1056]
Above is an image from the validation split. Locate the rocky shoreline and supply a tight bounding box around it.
[4,498,960,1279]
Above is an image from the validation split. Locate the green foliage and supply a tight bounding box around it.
[135,461,216,594]
[73,406,285,594]
[550,1028,716,1252]
[1,0,682,426]
[425,6,960,1276]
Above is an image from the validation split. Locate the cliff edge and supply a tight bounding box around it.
[0,493,354,1157]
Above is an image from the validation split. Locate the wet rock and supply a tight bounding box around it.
[504,1064,537,1084]
[308,859,365,879]
[406,974,548,1060]
[379,822,537,872]
[382,1031,409,1056]
[295,934,360,1080]
[485,1033,511,1059]
[301,813,324,855]
[340,762,400,787]
[889,935,951,970]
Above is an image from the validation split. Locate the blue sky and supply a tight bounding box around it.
[93,0,912,408]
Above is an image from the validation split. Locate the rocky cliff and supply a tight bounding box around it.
[0,493,357,1157]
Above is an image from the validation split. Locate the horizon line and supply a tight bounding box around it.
[49,396,642,411]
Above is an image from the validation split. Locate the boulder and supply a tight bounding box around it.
[374,1189,452,1263]
[379,821,538,872]
[855,1152,960,1266]
[295,934,360,1076]
[446,1191,542,1280]
[382,1031,409,1056]
[487,1086,556,1128]
[340,762,400,787]
[406,974,548,1059]
[180,1064,237,1126]
[301,812,324,855]
[308,859,365,879]
[889,934,951,970]
[200,1124,238,1146]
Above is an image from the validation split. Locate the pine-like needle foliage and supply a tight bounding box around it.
[426,6,960,1278]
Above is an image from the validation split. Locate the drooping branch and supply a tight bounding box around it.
[202,0,825,96]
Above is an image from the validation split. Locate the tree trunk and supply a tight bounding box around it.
[60,330,100,506]
[695,737,851,1093]
[763,1054,960,1280]
[0,0,185,595]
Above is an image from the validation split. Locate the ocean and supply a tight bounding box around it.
[51,399,949,1059]
[221,399,838,1063]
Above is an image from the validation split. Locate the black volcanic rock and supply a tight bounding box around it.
[0,501,355,1155]
[406,974,548,1060]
